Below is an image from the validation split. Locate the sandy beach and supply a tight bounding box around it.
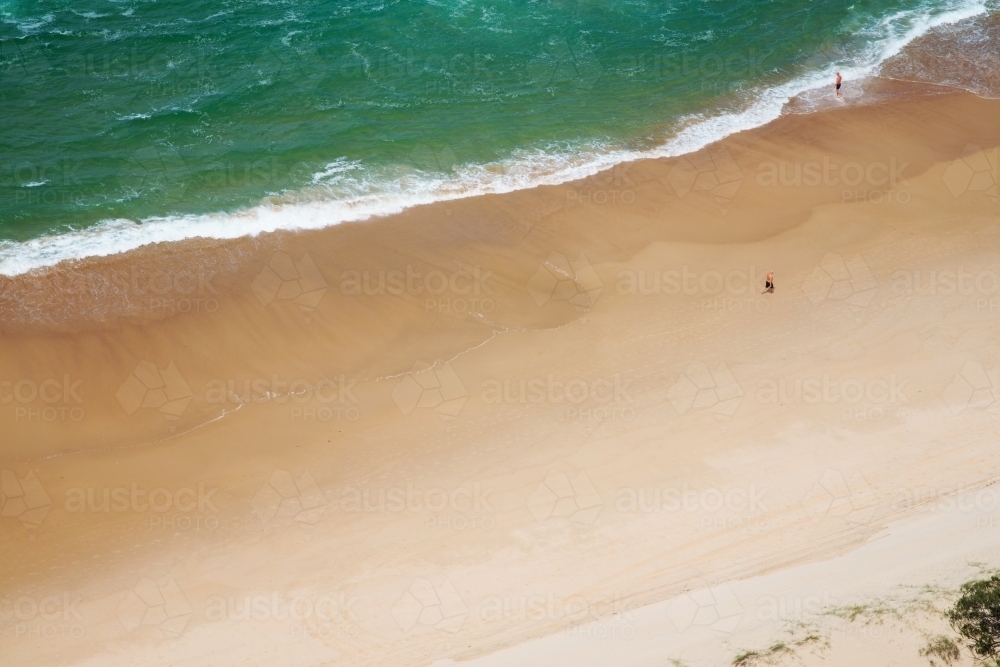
[2,83,999,667]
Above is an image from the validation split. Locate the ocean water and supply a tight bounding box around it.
[0,0,996,275]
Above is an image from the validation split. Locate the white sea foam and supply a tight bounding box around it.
[1,11,54,33]
[70,10,109,19]
[115,112,153,121]
[0,0,992,277]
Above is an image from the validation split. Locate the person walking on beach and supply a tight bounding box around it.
[835,72,842,98]
[762,270,774,294]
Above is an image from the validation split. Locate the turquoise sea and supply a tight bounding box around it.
[0,0,996,274]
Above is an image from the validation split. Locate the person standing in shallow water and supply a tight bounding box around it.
[762,270,774,294]
[835,72,843,98]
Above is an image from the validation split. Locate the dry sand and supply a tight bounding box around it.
[1,85,999,667]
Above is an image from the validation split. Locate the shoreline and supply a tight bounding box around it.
[3,4,998,278]
[0,78,958,278]
[1,84,999,667]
